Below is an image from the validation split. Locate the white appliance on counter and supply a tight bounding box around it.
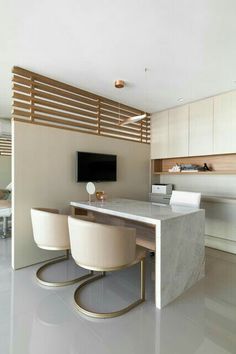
[150,184,172,205]
[152,184,172,195]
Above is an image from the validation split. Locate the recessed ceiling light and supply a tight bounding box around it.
[177,97,184,102]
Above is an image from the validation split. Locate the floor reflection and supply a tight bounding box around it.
[1,238,236,354]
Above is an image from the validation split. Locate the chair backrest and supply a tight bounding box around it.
[31,208,70,250]
[170,191,201,209]
[68,216,136,270]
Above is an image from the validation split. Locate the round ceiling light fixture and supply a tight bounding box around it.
[114,80,125,89]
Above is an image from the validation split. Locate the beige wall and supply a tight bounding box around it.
[0,156,11,189]
[13,121,150,269]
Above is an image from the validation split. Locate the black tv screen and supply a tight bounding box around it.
[76,152,117,182]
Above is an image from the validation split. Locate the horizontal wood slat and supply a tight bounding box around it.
[100,102,142,117]
[12,109,31,118]
[100,120,142,134]
[13,89,98,112]
[100,116,150,132]
[13,77,98,106]
[12,109,98,128]
[12,67,150,144]
[100,116,142,131]
[100,109,143,126]
[12,84,98,113]
[0,138,11,156]
[12,67,99,101]
[101,98,142,116]
[32,115,98,131]
[100,106,150,122]
[100,127,142,140]
[100,131,150,144]
[13,100,98,120]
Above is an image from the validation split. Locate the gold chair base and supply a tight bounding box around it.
[74,259,145,319]
[36,250,94,287]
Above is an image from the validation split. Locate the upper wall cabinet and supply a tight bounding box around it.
[189,98,213,156]
[214,91,236,154]
[214,92,232,154]
[150,90,236,160]
[151,111,168,159]
[168,105,189,158]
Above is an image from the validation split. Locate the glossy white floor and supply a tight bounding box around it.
[1,238,236,354]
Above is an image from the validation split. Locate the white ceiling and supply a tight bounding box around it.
[1,0,236,117]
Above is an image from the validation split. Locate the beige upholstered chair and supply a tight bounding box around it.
[170,191,201,208]
[31,208,94,287]
[68,216,146,319]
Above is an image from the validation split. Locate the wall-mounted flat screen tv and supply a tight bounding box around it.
[76,152,117,182]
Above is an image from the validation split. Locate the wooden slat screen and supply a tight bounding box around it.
[0,138,11,156]
[12,67,150,144]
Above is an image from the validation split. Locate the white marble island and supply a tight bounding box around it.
[70,198,205,309]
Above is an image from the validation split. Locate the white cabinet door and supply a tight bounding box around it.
[168,105,189,157]
[150,111,168,159]
[189,98,213,156]
[214,92,232,154]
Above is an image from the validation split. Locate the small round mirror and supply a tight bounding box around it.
[86,182,96,195]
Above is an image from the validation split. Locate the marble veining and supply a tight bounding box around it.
[158,211,205,308]
[71,198,201,224]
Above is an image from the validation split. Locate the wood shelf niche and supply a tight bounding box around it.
[152,153,236,175]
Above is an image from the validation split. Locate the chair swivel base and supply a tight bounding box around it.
[74,259,145,319]
[36,251,94,287]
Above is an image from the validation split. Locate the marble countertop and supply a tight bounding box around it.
[71,198,202,224]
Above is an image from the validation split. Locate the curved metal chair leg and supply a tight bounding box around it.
[36,250,94,287]
[74,259,145,319]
